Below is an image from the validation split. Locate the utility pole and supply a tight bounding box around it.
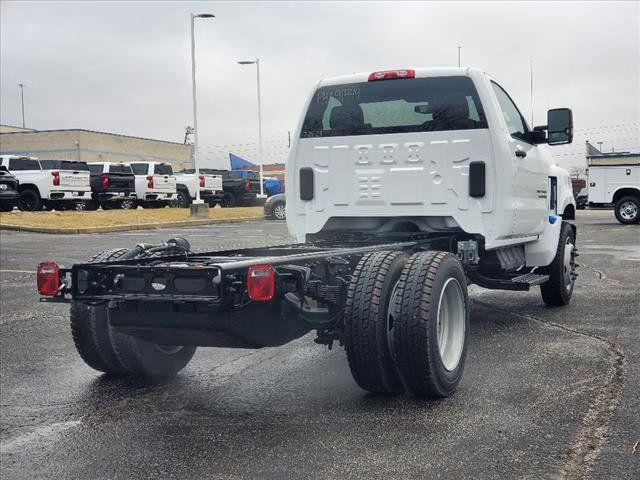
[457,46,461,67]
[18,83,25,128]
[530,57,534,127]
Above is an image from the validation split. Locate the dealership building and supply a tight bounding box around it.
[0,125,193,171]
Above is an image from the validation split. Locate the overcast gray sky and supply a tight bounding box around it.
[1,1,639,169]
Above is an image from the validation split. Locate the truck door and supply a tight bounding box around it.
[490,82,548,234]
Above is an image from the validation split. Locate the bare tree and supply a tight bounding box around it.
[569,167,585,179]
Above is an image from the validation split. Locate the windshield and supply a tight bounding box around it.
[39,160,89,171]
[301,76,487,138]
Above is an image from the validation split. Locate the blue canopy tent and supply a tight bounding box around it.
[229,153,255,170]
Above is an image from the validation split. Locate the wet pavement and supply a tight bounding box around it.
[1,212,638,479]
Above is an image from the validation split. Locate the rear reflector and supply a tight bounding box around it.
[247,264,275,301]
[368,69,415,81]
[199,175,205,188]
[100,173,110,189]
[51,171,60,186]
[37,262,60,296]
[147,175,154,189]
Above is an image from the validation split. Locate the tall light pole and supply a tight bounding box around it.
[18,83,25,128]
[238,58,266,197]
[190,12,215,204]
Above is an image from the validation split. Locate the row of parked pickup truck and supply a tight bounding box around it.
[0,155,269,211]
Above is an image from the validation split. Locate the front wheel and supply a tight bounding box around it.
[540,221,577,306]
[614,196,640,224]
[393,251,469,398]
[176,190,191,208]
[17,190,42,211]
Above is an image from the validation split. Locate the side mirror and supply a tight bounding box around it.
[547,108,573,145]
[0,165,7,172]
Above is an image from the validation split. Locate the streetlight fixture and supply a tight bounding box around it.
[237,58,266,198]
[190,12,215,205]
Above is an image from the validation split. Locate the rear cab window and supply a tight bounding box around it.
[108,164,132,174]
[129,163,149,175]
[39,160,89,171]
[301,76,487,138]
[8,157,41,171]
[88,164,104,174]
[154,164,173,175]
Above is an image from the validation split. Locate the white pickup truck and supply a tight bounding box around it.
[0,156,91,211]
[127,161,177,208]
[587,154,640,224]
[38,67,578,400]
[173,169,224,207]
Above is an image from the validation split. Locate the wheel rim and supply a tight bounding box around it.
[436,277,466,371]
[121,199,134,209]
[274,204,286,219]
[155,344,183,355]
[563,237,576,292]
[75,202,87,211]
[620,201,638,221]
[19,194,35,211]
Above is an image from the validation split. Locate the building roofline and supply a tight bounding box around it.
[0,124,36,131]
[0,128,187,146]
[586,152,639,159]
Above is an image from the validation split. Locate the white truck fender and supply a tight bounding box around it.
[525,216,561,267]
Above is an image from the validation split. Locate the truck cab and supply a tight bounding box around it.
[287,67,575,266]
[128,161,177,208]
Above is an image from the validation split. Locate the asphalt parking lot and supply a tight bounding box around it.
[1,211,638,479]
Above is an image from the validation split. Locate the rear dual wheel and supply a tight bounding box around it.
[70,248,196,377]
[344,250,469,398]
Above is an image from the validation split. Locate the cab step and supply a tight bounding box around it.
[511,273,550,286]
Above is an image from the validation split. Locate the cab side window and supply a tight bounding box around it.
[491,82,529,143]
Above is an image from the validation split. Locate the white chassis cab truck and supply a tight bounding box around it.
[0,155,91,211]
[586,154,640,224]
[37,67,577,399]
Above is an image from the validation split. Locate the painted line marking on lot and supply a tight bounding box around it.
[0,269,35,274]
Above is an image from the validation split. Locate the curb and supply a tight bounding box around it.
[0,215,263,234]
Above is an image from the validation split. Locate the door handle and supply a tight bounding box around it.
[515,150,527,158]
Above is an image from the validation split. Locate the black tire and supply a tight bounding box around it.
[176,189,192,208]
[393,251,469,398]
[83,200,99,211]
[221,192,236,208]
[108,332,196,378]
[17,189,42,211]
[70,248,131,374]
[344,251,407,395]
[614,196,640,224]
[70,247,196,377]
[540,221,577,306]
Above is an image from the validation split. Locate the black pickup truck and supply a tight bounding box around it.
[86,163,137,210]
[202,169,262,207]
[0,167,19,212]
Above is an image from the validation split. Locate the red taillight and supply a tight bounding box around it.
[100,173,110,189]
[51,171,60,186]
[368,69,415,81]
[147,175,154,189]
[247,265,275,302]
[199,175,205,188]
[37,262,60,296]
[243,179,250,192]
